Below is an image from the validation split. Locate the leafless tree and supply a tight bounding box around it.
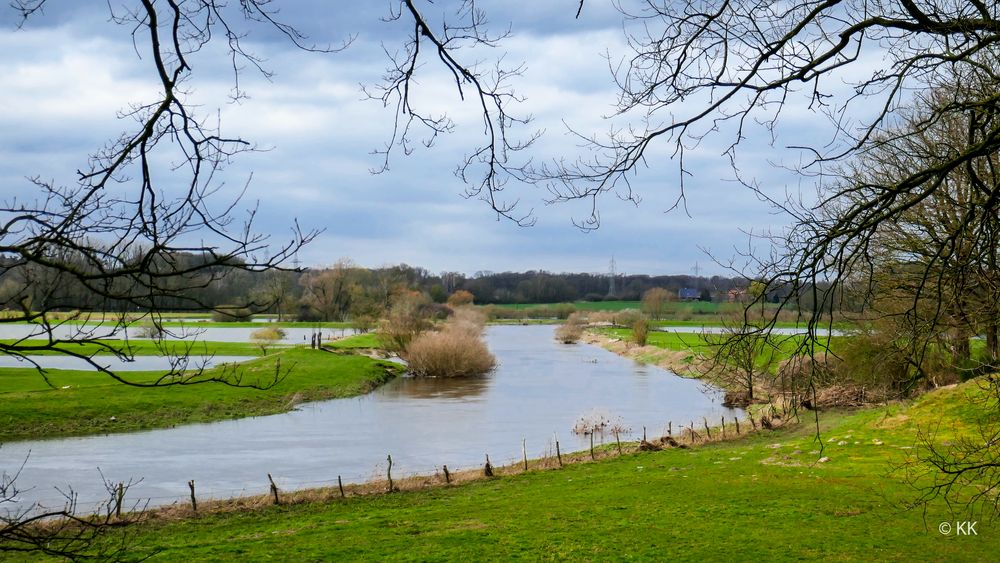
[905,375,1000,521]
[704,322,781,406]
[366,0,540,225]
[1,452,145,560]
[1,1,333,384]
[1,1,338,556]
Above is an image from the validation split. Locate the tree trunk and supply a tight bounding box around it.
[987,322,999,366]
[953,328,971,366]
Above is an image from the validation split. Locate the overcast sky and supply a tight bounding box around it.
[0,2,829,277]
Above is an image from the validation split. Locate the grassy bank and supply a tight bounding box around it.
[0,347,404,442]
[588,326,847,376]
[70,379,1000,561]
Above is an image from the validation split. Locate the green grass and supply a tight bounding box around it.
[328,333,383,349]
[83,379,999,561]
[0,348,404,441]
[596,326,715,352]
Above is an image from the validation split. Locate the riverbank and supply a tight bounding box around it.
[581,328,711,377]
[0,346,404,442]
[41,378,998,561]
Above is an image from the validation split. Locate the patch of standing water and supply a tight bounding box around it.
[1,325,740,515]
[0,355,255,371]
[0,323,355,345]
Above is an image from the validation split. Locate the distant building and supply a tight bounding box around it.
[678,287,700,301]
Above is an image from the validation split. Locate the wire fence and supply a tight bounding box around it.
[7,410,784,520]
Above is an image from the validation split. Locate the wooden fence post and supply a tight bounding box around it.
[703,417,712,440]
[115,482,124,519]
[188,480,197,513]
[522,439,528,471]
[556,440,563,467]
[267,473,280,505]
[735,417,741,435]
[484,454,494,477]
[443,465,451,484]
[386,454,394,492]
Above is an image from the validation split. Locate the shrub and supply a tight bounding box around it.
[555,311,589,344]
[135,321,164,339]
[641,287,673,320]
[211,306,254,322]
[613,308,642,327]
[377,292,432,352]
[555,322,584,344]
[418,302,454,321]
[446,289,475,307]
[250,326,286,355]
[831,323,954,395]
[551,303,577,319]
[404,326,496,377]
[350,314,377,334]
[632,316,650,346]
[587,310,616,325]
[449,307,488,336]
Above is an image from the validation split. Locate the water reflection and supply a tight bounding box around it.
[386,374,493,400]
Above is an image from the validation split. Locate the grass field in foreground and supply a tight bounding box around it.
[0,347,403,442]
[83,380,999,561]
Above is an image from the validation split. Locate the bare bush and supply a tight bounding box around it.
[448,307,488,337]
[587,311,616,325]
[641,288,673,320]
[405,326,496,378]
[832,320,954,396]
[632,316,650,346]
[613,309,642,328]
[704,325,779,403]
[555,311,588,344]
[134,321,164,339]
[250,327,286,355]
[555,322,584,344]
[446,290,475,307]
[377,292,432,352]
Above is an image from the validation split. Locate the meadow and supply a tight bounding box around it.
[0,342,402,441]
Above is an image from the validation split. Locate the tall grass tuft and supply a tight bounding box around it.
[632,316,650,346]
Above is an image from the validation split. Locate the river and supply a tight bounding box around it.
[1,325,740,515]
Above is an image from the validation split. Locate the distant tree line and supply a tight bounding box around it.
[2,252,848,319]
